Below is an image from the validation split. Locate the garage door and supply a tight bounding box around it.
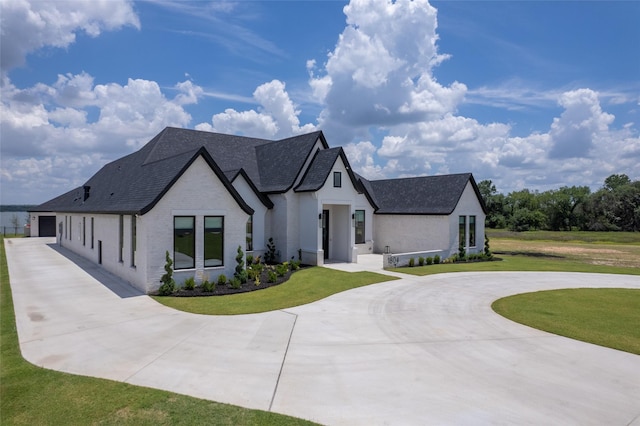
[38,216,56,237]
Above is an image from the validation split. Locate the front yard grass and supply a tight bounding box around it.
[0,238,318,426]
[153,268,398,315]
[492,288,640,355]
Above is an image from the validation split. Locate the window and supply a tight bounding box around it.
[204,216,224,267]
[469,215,476,247]
[82,217,86,246]
[69,216,72,240]
[459,216,466,248]
[174,216,195,269]
[64,216,67,240]
[246,215,253,251]
[131,215,136,267]
[333,171,342,188]
[91,217,94,249]
[118,215,124,262]
[355,210,365,244]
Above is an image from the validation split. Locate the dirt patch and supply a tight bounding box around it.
[541,246,623,255]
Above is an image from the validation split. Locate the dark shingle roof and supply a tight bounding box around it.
[32,127,324,214]
[363,173,486,215]
[295,148,341,192]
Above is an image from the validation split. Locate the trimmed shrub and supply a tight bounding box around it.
[408,257,415,267]
[230,277,241,289]
[434,254,441,264]
[246,254,254,265]
[158,251,176,295]
[183,276,196,290]
[234,245,245,282]
[276,263,288,277]
[265,238,277,264]
[426,257,433,265]
[268,269,277,283]
[418,257,425,266]
[201,279,215,292]
[217,274,227,286]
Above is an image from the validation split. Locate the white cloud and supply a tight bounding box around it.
[0,0,140,72]
[309,0,465,139]
[1,73,198,202]
[196,80,316,139]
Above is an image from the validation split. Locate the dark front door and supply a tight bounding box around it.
[322,210,329,259]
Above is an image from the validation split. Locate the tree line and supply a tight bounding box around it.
[478,174,640,232]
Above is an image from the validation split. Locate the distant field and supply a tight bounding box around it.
[486,229,640,269]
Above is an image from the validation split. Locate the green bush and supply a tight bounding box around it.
[408,257,415,267]
[246,254,254,265]
[290,260,301,271]
[158,251,176,295]
[201,279,215,292]
[247,268,259,281]
[268,269,277,283]
[276,263,288,277]
[434,254,440,264]
[426,257,433,265]
[265,238,277,264]
[230,278,241,289]
[418,257,425,266]
[234,245,245,281]
[217,274,227,286]
[183,276,196,290]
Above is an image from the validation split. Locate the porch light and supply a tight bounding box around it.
[319,213,322,228]
[352,213,355,227]
[384,245,390,254]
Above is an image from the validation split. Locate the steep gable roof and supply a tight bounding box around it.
[33,127,325,214]
[363,173,486,215]
[295,147,361,193]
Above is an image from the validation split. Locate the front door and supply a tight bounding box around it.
[322,209,329,260]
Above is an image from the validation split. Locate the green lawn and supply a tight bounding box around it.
[492,288,640,355]
[390,254,640,276]
[153,267,398,315]
[0,239,318,426]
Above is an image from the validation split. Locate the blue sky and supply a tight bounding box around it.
[1,0,639,204]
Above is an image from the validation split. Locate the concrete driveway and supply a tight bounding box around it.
[5,237,640,425]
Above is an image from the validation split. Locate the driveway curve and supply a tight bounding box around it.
[6,238,640,425]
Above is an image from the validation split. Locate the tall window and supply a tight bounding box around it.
[469,215,476,247]
[83,217,86,246]
[355,210,365,244]
[118,215,124,262]
[64,216,67,240]
[69,216,72,240]
[174,216,195,269]
[333,171,342,187]
[91,217,94,249]
[459,216,466,249]
[246,215,253,251]
[204,216,224,267]
[131,215,137,267]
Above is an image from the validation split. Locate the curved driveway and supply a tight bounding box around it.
[6,238,640,425]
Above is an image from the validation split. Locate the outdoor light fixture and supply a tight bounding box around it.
[385,245,390,254]
[319,213,322,228]
[352,213,355,227]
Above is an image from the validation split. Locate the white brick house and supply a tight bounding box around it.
[30,127,486,293]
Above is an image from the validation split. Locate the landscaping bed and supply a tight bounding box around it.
[170,264,308,297]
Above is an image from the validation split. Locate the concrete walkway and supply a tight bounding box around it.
[5,238,640,425]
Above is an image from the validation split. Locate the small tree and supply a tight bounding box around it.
[158,251,176,295]
[235,245,247,283]
[484,234,493,259]
[265,238,277,264]
[458,242,466,261]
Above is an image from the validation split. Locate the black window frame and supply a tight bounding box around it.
[131,215,137,267]
[118,215,124,263]
[355,210,365,244]
[469,215,476,247]
[204,216,224,268]
[174,216,196,270]
[246,215,253,252]
[459,216,466,249]
[333,171,342,188]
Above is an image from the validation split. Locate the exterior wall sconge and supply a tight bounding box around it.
[319,213,322,228]
[352,213,355,227]
[384,245,390,254]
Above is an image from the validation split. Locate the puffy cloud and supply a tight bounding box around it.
[0,0,140,72]
[0,73,198,202]
[309,0,465,139]
[196,80,316,139]
[548,88,615,158]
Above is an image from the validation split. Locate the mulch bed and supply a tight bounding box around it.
[170,265,308,297]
